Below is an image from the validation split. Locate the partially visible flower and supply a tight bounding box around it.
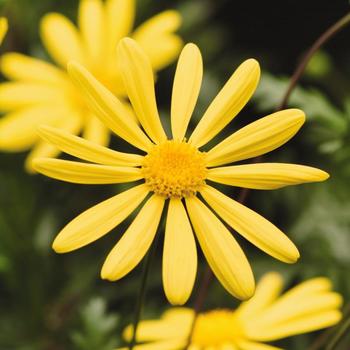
[119,273,343,350]
[0,17,7,45]
[0,0,182,171]
[34,39,328,305]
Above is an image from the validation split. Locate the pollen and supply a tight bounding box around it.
[142,140,207,198]
[192,310,243,346]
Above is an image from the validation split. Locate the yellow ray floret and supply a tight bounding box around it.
[0,0,182,171]
[118,273,342,349]
[34,39,329,305]
[0,17,7,45]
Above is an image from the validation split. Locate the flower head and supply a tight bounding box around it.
[0,0,182,171]
[34,39,329,305]
[0,17,7,45]
[119,273,343,350]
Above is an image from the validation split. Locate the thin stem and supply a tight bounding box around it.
[128,234,159,350]
[184,10,350,350]
[326,312,350,350]
[278,11,350,110]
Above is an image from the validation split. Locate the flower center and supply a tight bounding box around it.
[142,140,207,198]
[192,310,243,346]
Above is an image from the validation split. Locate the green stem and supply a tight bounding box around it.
[128,233,159,350]
[184,10,350,350]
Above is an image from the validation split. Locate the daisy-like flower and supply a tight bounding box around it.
[119,273,343,350]
[0,17,7,45]
[33,38,329,305]
[0,0,182,171]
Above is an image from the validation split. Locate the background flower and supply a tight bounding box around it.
[0,0,182,171]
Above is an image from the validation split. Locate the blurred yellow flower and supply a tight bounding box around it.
[0,0,182,171]
[0,17,7,45]
[119,273,343,350]
[34,39,329,305]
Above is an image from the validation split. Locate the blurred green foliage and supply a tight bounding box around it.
[1,0,350,349]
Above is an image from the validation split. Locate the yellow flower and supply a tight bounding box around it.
[33,39,329,305]
[119,273,343,350]
[0,17,7,45]
[0,0,182,171]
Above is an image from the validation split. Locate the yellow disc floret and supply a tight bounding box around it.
[192,309,243,346]
[142,140,207,198]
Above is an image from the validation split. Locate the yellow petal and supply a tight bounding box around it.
[171,43,202,141]
[250,310,342,341]
[189,59,260,148]
[105,0,135,54]
[52,184,148,253]
[253,292,343,329]
[26,117,82,173]
[32,158,142,184]
[201,186,300,263]
[132,10,182,71]
[38,124,142,166]
[206,109,305,167]
[40,13,87,68]
[281,277,333,298]
[117,38,166,143]
[163,198,197,305]
[237,341,283,350]
[208,163,329,190]
[0,105,72,151]
[0,17,8,45]
[82,114,110,147]
[0,82,65,111]
[101,195,165,280]
[68,61,152,151]
[185,196,255,300]
[0,53,69,84]
[78,0,105,66]
[236,272,284,321]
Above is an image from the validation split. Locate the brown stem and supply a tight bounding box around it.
[184,10,350,350]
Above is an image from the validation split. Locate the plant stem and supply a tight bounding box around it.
[184,10,350,350]
[128,234,159,350]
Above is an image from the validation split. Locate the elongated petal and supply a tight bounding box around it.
[0,82,65,111]
[78,0,105,65]
[41,13,87,67]
[0,17,7,45]
[163,198,197,305]
[53,184,148,252]
[105,0,135,53]
[254,292,343,328]
[38,124,142,166]
[208,163,329,190]
[0,53,68,84]
[101,195,165,280]
[185,196,255,300]
[237,341,283,350]
[171,44,202,141]
[82,114,110,147]
[132,11,182,71]
[32,158,142,184]
[117,38,166,143]
[249,310,342,341]
[236,272,284,321]
[206,109,305,167]
[0,105,70,151]
[26,117,82,173]
[201,186,300,263]
[68,62,152,151]
[189,59,260,148]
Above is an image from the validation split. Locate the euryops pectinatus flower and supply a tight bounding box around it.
[33,38,329,305]
[0,17,7,45]
[119,273,343,350]
[0,0,182,171]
